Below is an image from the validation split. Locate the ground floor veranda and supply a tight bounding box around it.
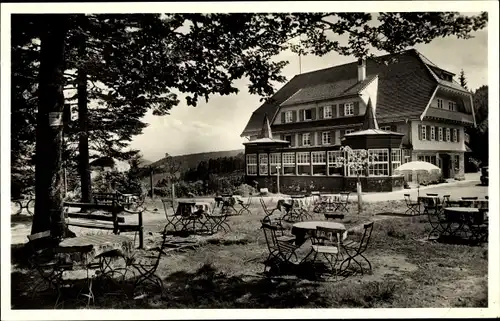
[245,146,465,194]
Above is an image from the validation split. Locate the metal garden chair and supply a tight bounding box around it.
[260,222,300,275]
[124,225,170,297]
[305,226,345,281]
[205,202,231,234]
[339,222,374,276]
[404,194,420,215]
[237,193,253,215]
[336,192,351,214]
[161,199,182,233]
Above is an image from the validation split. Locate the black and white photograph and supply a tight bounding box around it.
[1,1,498,319]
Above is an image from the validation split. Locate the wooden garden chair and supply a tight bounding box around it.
[339,222,374,276]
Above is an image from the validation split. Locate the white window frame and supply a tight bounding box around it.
[322,131,331,145]
[368,149,389,177]
[302,133,311,146]
[437,98,443,109]
[285,111,293,123]
[446,128,451,142]
[421,125,427,140]
[328,151,344,176]
[311,151,326,176]
[303,109,312,121]
[380,126,391,131]
[344,102,354,116]
[448,101,456,111]
[438,127,443,141]
[258,154,269,176]
[297,152,311,176]
[282,152,295,175]
[323,105,333,118]
[453,128,458,142]
[246,154,257,176]
[269,153,281,176]
[391,149,402,175]
[430,126,435,141]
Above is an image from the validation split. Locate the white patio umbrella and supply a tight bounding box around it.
[394,161,441,198]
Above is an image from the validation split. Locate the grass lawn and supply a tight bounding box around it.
[10,199,488,309]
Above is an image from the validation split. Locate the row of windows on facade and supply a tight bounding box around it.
[420,125,459,142]
[280,125,394,147]
[282,102,357,124]
[417,154,460,171]
[436,99,456,111]
[245,149,410,177]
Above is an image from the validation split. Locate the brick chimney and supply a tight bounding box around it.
[357,58,366,82]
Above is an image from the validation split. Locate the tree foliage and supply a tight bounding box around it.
[467,85,488,164]
[12,12,489,230]
[459,69,468,89]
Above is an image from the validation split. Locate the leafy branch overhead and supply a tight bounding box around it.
[11,12,488,179]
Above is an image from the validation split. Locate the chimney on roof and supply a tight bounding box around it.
[357,58,366,82]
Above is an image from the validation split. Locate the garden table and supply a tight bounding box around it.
[443,207,487,241]
[291,221,346,246]
[277,197,310,222]
[214,195,240,215]
[56,234,134,265]
[176,201,209,233]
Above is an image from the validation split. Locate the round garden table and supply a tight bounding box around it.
[291,221,346,246]
[443,207,487,241]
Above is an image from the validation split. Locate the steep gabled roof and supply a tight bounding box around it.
[240,49,444,137]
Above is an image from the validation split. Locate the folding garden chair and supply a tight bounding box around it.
[124,226,170,297]
[161,199,182,233]
[421,197,440,216]
[339,222,374,276]
[404,194,420,215]
[237,193,253,215]
[259,197,279,217]
[205,204,231,234]
[426,203,450,240]
[26,231,64,296]
[260,222,300,275]
[305,226,345,281]
[336,192,351,214]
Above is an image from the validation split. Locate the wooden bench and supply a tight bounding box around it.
[63,201,144,249]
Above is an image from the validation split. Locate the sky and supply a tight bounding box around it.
[129,14,489,162]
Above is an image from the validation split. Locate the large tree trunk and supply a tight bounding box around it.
[77,28,92,203]
[32,15,70,237]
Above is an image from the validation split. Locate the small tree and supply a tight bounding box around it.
[459,69,468,89]
[334,146,376,214]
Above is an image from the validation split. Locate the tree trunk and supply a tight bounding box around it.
[32,15,70,237]
[356,175,363,214]
[77,27,92,203]
[149,167,154,198]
